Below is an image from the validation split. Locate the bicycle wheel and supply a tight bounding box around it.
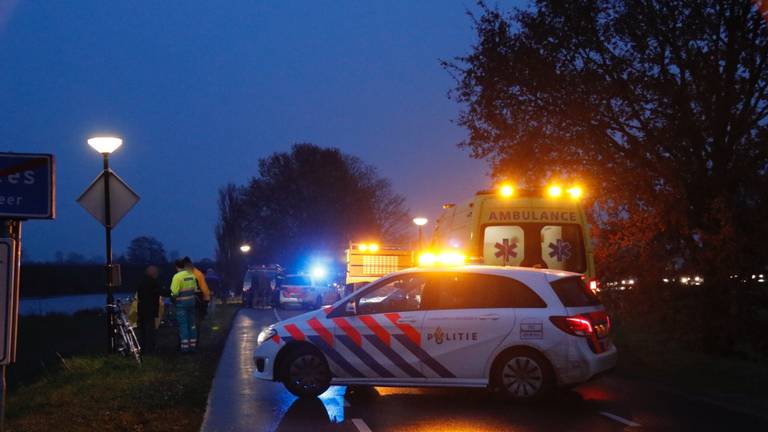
[126,326,142,364]
[116,325,129,355]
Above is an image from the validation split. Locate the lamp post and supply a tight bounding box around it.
[87,136,123,353]
[412,217,428,250]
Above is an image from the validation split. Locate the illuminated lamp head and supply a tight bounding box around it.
[566,185,583,199]
[499,184,514,198]
[547,184,563,198]
[418,252,437,266]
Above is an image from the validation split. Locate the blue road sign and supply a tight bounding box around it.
[0,153,55,219]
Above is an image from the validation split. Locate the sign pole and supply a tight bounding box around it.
[102,154,116,354]
[0,219,21,432]
[9,221,21,364]
[0,152,55,431]
[76,144,138,356]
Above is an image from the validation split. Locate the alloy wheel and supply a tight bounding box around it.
[288,354,329,393]
[501,356,544,398]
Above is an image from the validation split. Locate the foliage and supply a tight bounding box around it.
[125,236,168,265]
[214,183,248,292]
[21,263,173,297]
[52,251,99,264]
[445,0,768,353]
[214,144,411,272]
[445,0,768,274]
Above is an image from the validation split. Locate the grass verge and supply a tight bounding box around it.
[613,320,768,415]
[6,303,240,432]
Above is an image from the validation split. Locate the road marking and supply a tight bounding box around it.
[351,418,372,432]
[599,411,642,427]
[273,308,282,322]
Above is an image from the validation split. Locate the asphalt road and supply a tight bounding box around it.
[200,308,768,432]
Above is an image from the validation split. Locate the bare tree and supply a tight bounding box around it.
[215,183,247,293]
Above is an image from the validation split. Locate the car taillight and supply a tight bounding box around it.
[588,278,599,292]
[550,316,594,336]
[581,274,599,292]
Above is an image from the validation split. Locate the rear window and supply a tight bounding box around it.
[482,223,586,273]
[549,276,600,307]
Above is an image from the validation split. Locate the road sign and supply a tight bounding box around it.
[0,239,15,365]
[77,169,140,228]
[0,153,55,219]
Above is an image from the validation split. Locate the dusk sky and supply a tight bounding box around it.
[0,1,518,261]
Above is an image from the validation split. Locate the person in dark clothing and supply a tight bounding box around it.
[136,265,161,353]
[205,268,223,303]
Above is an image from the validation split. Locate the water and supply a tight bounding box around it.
[20,293,133,316]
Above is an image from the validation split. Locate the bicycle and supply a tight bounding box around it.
[107,299,141,364]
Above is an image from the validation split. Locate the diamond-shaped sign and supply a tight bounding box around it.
[77,169,139,228]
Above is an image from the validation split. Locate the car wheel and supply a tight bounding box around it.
[494,349,553,401]
[283,346,331,398]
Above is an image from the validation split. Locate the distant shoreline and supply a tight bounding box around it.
[20,291,133,300]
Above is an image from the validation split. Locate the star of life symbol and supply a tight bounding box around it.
[548,239,572,262]
[494,238,518,263]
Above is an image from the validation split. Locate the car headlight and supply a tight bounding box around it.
[257,326,277,345]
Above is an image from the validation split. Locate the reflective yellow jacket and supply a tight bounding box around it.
[170,269,198,307]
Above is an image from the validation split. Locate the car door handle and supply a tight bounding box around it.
[479,314,500,320]
[397,318,418,324]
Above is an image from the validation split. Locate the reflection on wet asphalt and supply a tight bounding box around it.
[201,308,768,432]
[201,308,354,432]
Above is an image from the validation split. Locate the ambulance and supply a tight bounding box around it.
[430,183,597,288]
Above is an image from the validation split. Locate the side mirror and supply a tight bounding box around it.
[345,300,357,315]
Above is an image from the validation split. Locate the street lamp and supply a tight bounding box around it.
[240,244,252,253]
[87,136,123,354]
[413,217,428,250]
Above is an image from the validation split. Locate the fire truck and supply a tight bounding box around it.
[429,183,597,289]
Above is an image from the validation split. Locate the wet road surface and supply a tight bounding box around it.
[201,308,768,432]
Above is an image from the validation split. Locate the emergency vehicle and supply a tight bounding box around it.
[345,242,413,290]
[279,274,337,310]
[430,183,597,286]
[242,265,283,308]
[253,265,616,400]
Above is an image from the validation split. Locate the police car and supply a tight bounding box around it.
[279,274,335,310]
[253,266,617,400]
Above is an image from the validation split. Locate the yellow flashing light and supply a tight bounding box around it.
[547,184,563,198]
[566,185,583,199]
[418,251,466,267]
[499,184,514,198]
[418,252,437,266]
[357,243,380,252]
[439,252,466,266]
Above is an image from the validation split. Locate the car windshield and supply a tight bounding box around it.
[284,276,311,286]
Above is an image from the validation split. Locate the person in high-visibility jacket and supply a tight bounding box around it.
[170,259,199,352]
[183,256,210,320]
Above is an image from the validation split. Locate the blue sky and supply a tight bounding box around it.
[0,1,519,261]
